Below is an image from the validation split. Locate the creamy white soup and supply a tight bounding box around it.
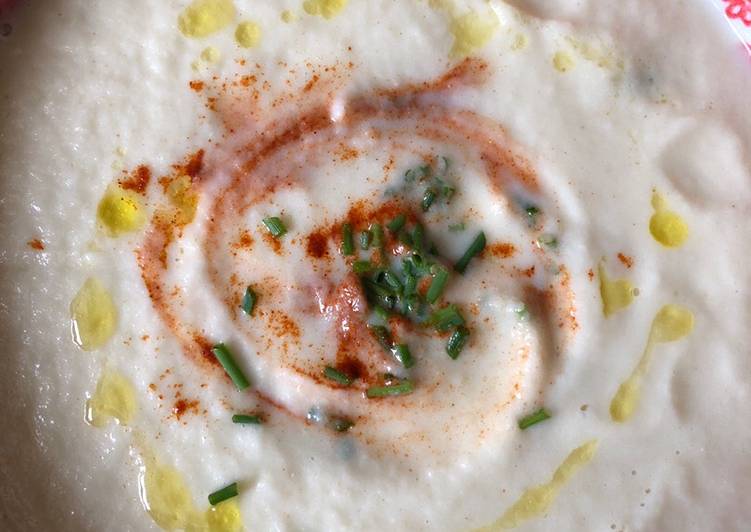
[1,0,750,531]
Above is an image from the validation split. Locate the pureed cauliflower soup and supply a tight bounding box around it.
[1,0,750,530]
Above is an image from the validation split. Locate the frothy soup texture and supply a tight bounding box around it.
[1,1,750,531]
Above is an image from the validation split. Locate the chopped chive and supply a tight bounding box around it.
[371,223,384,248]
[446,326,470,359]
[448,222,465,232]
[429,304,465,332]
[425,266,450,304]
[403,272,417,297]
[341,223,355,256]
[422,187,437,211]
[330,417,355,432]
[441,183,456,200]
[454,231,486,274]
[323,366,353,386]
[387,213,406,233]
[398,229,414,247]
[262,216,287,238]
[537,234,558,249]
[353,260,373,274]
[240,286,257,316]
[405,164,430,183]
[366,381,414,398]
[412,223,426,253]
[208,482,239,506]
[212,343,250,391]
[232,414,262,425]
[368,324,393,352]
[373,304,390,322]
[381,270,403,293]
[525,204,540,220]
[392,343,415,369]
[515,304,529,320]
[518,408,551,430]
[360,230,372,250]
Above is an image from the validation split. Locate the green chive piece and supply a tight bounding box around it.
[403,272,417,297]
[208,482,239,506]
[525,205,540,222]
[518,408,552,430]
[515,304,529,320]
[353,260,373,274]
[448,222,465,232]
[366,381,414,398]
[422,188,437,211]
[537,234,558,249]
[387,213,406,233]
[441,183,456,200]
[429,304,465,332]
[240,286,257,316]
[381,270,403,293]
[373,305,390,322]
[454,231,486,274]
[369,325,393,352]
[360,230,372,250]
[371,223,384,248]
[262,216,287,238]
[405,165,430,183]
[392,343,415,369]
[398,229,413,247]
[446,326,470,359]
[211,343,250,391]
[412,223,426,253]
[323,366,353,386]
[232,414,262,425]
[330,417,355,432]
[341,223,355,256]
[425,266,450,304]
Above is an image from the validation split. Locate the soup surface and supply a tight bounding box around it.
[1,1,750,531]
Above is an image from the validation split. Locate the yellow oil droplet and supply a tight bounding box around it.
[97,186,146,236]
[610,304,694,422]
[140,458,203,530]
[449,10,500,58]
[281,10,297,23]
[553,51,575,73]
[649,191,688,248]
[168,175,199,225]
[598,262,637,317]
[178,0,236,38]
[511,33,527,51]
[206,500,243,532]
[201,46,221,63]
[86,371,137,427]
[302,0,349,19]
[475,440,599,530]
[70,278,118,351]
[235,21,261,48]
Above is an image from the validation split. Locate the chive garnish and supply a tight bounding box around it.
[446,326,470,359]
[425,265,449,304]
[240,286,257,316]
[412,223,426,253]
[371,223,384,248]
[366,381,414,398]
[448,222,465,232]
[381,270,403,293]
[398,229,413,247]
[211,343,250,391]
[422,188,437,211]
[208,482,239,506]
[387,213,406,233]
[518,408,551,430]
[324,366,353,386]
[341,223,355,256]
[360,230,372,250]
[454,231,486,274]
[353,260,373,274]
[403,272,417,296]
[515,304,529,320]
[429,304,465,332]
[330,417,355,432]
[369,324,393,352]
[262,216,287,237]
[537,234,558,249]
[232,414,262,425]
[392,343,415,369]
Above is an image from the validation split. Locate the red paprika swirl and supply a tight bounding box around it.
[138,59,577,462]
